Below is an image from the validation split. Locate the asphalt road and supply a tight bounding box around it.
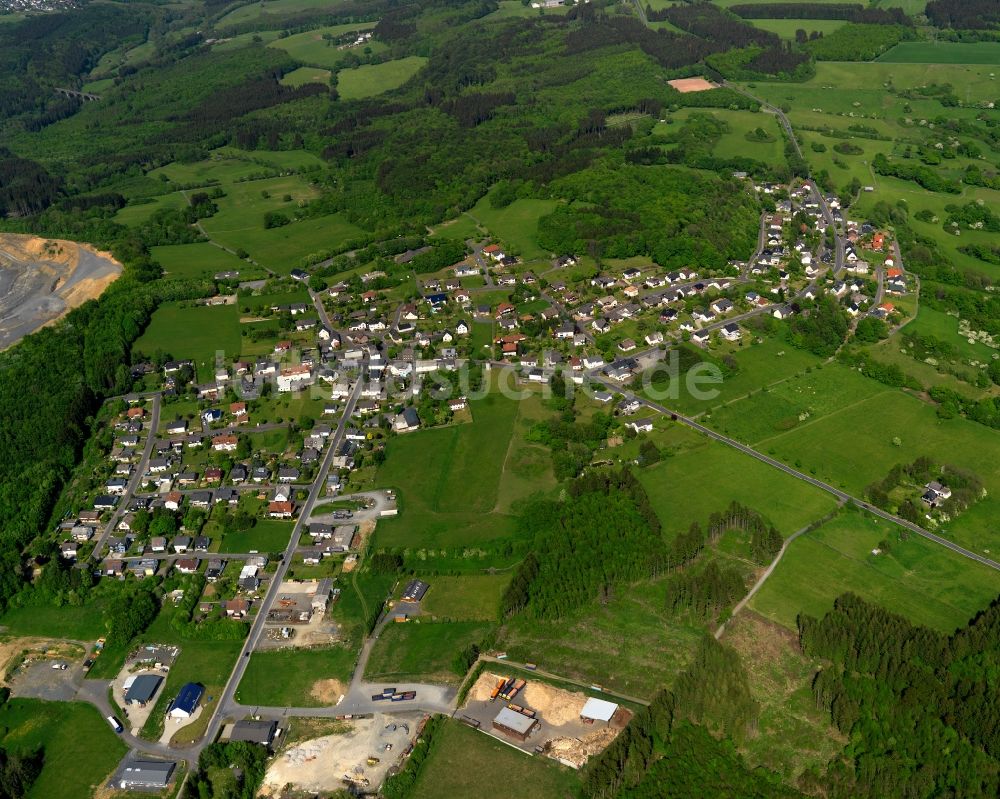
[91,394,161,561]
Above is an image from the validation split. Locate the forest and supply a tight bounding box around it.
[799,593,1000,798]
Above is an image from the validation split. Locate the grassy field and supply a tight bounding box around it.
[373,381,556,551]
[0,600,109,640]
[877,41,1000,64]
[237,646,357,705]
[280,66,332,87]
[902,305,997,363]
[466,196,558,260]
[217,213,364,273]
[0,699,126,799]
[219,519,295,553]
[132,301,241,381]
[640,335,824,416]
[656,107,786,169]
[408,719,579,799]
[365,621,492,685]
[336,56,427,99]
[747,18,846,40]
[150,241,247,280]
[114,192,188,226]
[418,575,509,621]
[750,509,1000,633]
[268,22,379,68]
[501,573,705,697]
[637,429,840,539]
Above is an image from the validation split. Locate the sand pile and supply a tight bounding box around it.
[547,727,621,768]
[522,680,586,726]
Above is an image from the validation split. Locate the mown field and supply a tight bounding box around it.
[407,719,579,799]
[432,195,558,259]
[336,56,427,99]
[750,509,1000,633]
[418,574,509,621]
[132,301,241,381]
[0,699,126,799]
[219,518,296,553]
[280,66,331,87]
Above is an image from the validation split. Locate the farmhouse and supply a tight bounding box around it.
[277,365,313,392]
[393,407,421,433]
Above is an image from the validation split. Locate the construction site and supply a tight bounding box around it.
[460,672,631,769]
[260,712,423,796]
[259,579,341,649]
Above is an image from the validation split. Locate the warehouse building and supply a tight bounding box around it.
[123,673,163,707]
[118,760,175,790]
[492,706,538,742]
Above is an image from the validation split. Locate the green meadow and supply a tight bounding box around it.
[751,509,1000,633]
[747,18,846,40]
[373,381,556,552]
[269,22,379,68]
[336,56,427,99]
[217,0,355,27]
[433,195,558,260]
[132,301,241,381]
[365,621,493,685]
[280,66,332,87]
[0,700,126,799]
[238,647,357,705]
[151,241,247,280]
[418,575,509,621]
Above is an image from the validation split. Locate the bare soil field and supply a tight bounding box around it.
[0,233,122,350]
[667,76,718,93]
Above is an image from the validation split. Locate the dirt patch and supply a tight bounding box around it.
[354,519,377,551]
[667,77,718,93]
[522,679,587,725]
[546,726,621,769]
[0,637,86,683]
[310,677,346,703]
[469,671,502,702]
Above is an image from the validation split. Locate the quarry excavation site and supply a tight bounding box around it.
[0,234,122,350]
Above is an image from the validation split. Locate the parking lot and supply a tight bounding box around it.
[10,658,83,701]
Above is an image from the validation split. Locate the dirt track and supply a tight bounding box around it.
[0,233,122,350]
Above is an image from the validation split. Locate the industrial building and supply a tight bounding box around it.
[118,760,175,790]
[123,673,163,707]
[492,706,538,742]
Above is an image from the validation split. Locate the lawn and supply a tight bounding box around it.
[139,638,243,742]
[0,699,126,799]
[876,41,1000,64]
[336,56,427,99]
[237,646,357,706]
[150,241,247,280]
[750,509,1000,633]
[637,433,840,540]
[365,621,493,685]
[407,719,579,799]
[132,301,241,382]
[268,22,379,68]
[418,575,509,621]
[280,66,332,87]
[376,382,554,549]
[219,519,295,553]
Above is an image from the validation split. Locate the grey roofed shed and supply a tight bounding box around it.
[230,719,278,746]
[124,673,163,706]
[119,760,175,789]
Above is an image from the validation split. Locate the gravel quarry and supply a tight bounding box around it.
[0,233,122,350]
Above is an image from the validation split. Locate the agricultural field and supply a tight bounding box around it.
[216,0,354,27]
[746,18,846,40]
[637,429,840,539]
[335,56,428,99]
[150,241,247,280]
[373,382,556,552]
[656,107,787,168]
[750,509,1000,633]
[114,192,188,226]
[237,646,357,706]
[433,195,558,260]
[406,719,579,799]
[0,600,110,640]
[132,301,241,381]
[877,41,1000,64]
[0,699,126,799]
[280,66,332,87]
[418,575,509,621]
[268,22,379,68]
[365,621,492,685]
